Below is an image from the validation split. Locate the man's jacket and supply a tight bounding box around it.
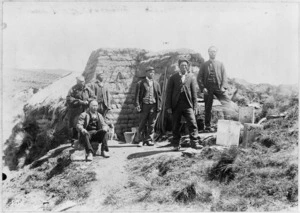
[76,110,108,134]
[134,78,162,111]
[88,81,111,109]
[166,72,198,110]
[66,85,95,109]
[197,60,228,92]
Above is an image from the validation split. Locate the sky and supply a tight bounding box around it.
[2,1,299,85]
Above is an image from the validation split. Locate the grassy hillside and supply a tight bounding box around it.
[104,100,298,211]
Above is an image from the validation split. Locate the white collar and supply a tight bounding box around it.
[146,77,153,81]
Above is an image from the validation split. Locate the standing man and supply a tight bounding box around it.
[77,100,110,161]
[66,76,95,144]
[197,46,238,132]
[166,59,200,151]
[135,66,162,147]
[88,73,111,118]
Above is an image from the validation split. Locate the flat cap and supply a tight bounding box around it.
[96,72,104,77]
[76,76,85,81]
[145,66,155,72]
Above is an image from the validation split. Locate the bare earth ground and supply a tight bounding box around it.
[68,140,203,212]
[3,140,205,212]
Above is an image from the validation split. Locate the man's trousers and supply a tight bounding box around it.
[204,85,238,127]
[138,103,157,143]
[171,96,198,147]
[79,130,109,154]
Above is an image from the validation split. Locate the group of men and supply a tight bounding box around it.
[66,73,111,161]
[135,46,235,151]
[66,46,234,161]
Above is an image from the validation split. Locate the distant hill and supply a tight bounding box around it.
[3,68,73,98]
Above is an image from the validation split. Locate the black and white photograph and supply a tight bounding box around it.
[1,1,299,212]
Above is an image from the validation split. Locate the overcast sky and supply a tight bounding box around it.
[3,2,299,85]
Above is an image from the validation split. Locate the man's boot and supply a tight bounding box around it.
[86,151,93,161]
[101,151,110,158]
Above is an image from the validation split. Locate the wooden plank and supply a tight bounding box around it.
[241,123,263,148]
[238,107,255,124]
[216,120,241,146]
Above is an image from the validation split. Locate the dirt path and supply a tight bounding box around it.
[67,140,185,212]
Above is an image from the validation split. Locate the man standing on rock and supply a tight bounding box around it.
[77,100,110,161]
[66,76,95,144]
[166,59,200,151]
[88,73,111,118]
[135,66,162,147]
[197,46,238,132]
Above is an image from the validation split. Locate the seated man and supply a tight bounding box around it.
[76,100,110,161]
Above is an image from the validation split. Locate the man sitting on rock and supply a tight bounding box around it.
[76,100,110,161]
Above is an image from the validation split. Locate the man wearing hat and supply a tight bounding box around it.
[197,46,238,132]
[66,76,95,144]
[166,58,200,151]
[135,66,162,147]
[88,73,111,118]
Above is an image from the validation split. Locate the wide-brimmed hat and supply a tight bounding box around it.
[178,59,190,66]
[145,66,155,72]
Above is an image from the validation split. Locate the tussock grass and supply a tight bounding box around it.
[124,105,298,210]
[11,151,97,210]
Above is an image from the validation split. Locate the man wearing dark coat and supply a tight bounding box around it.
[66,76,95,144]
[135,66,162,147]
[77,100,110,161]
[197,46,238,131]
[166,59,200,151]
[88,73,111,118]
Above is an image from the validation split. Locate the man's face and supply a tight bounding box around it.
[179,62,189,74]
[208,48,217,60]
[89,101,98,113]
[97,74,104,82]
[77,79,85,88]
[146,70,155,79]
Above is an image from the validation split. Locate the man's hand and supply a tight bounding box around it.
[203,88,208,95]
[167,108,172,114]
[157,108,161,113]
[80,100,88,105]
[82,129,89,135]
[102,126,109,132]
[136,106,141,112]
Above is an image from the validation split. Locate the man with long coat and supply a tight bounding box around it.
[66,76,95,144]
[166,59,200,151]
[88,73,111,118]
[135,66,162,147]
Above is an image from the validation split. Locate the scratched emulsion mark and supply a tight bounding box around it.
[2,173,7,181]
